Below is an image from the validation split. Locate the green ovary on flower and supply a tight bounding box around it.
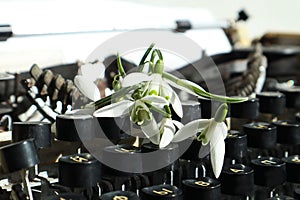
[131,100,152,125]
[197,126,208,143]
[214,103,228,123]
[154,59,164,75]
[149,90,158,95]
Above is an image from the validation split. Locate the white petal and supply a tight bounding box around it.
[148,75,161,94]
[165,118,176,133]
[166,78,206,96]
[210,135,225,178]
[79,63,105,81]
[93,100,133,117]
[159,127,174,148]
[220,122,228,139]
[172,120,184,129]
[202,121,217,146]
[104,88,113,96]
[142,95,169,105]
[121,72,152,87]
[141,117,160,140]
[130,122,145,137]
[172,119,211,142]
[209,123,227,151]
[161,83,183,118]
[74,75,100,101]
[170,92,183,118]
[209,123,227,178]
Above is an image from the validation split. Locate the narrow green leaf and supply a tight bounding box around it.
[138,43,155,72]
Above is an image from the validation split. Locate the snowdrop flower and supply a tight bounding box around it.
[74,62,108,101]
[155,118,183,148]
[75,44,246,178]
[94,94,170,140]
[172,103,229,178]
[121,59,183,119]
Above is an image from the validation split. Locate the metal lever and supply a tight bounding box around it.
[0,24,13,41]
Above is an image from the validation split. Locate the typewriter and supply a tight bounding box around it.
[1,7,300,200]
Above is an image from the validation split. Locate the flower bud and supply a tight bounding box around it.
[154,59,164,74]
[214,103,228,123]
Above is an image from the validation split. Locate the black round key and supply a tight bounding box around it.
[59,153,101,188]
[55,113,94,142]
[0,139,39,173]
[251,157,286,188]
[180,138,202,161]
[100,190,140,200]
[198,98,213,119]
[141,143,180,186]
[225,130,247,160]
[172,100,201,124]
[282,155,300,184]
[12,121,52,149]
[279,87,300,109]
[243,122,277,149]
[182,177,221,200]
[230,98,259,119]
[180,100,202,124]
[102,144,142,176]
[220,164,254,196]
[256,91,286,115]
[96,116,123,143]
[46,193,86,200]
[273,121,300,145]
[141,184,183,200]
[141,143,179,172]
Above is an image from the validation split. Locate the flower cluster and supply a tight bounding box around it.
[74,43,247,178]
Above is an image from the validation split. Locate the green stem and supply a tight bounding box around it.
[149,104,172,118]
[162,72,248,103]
[140,61,154,73]
[93,84,141,109]
[154,49,163,60]
[150,50,157,64]
[117,52,126,78]
[93,95,112,109]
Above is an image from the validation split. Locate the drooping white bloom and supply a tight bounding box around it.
[93,95,169,140]
[155,118,183,149]
[74,62,109,101]
[172,103,228,178]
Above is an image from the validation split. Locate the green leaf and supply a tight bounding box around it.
[138,43,155,72]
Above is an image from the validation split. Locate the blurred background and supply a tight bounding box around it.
[1,0,299,71]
